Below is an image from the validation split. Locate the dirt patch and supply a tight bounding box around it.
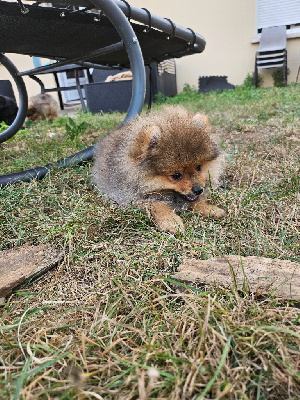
[172,255,300,300]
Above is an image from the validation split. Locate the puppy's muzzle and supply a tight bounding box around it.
[183,186,204,202]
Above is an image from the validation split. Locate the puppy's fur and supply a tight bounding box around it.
[27,93,59,122]
[92,106,225,233]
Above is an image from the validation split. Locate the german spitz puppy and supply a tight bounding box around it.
[27,93,59,122]
[92,106,225,233]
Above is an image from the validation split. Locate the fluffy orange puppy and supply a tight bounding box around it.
[92,106,225,233]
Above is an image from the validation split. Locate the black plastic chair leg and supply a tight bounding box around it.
[283,50,288,87]
[254,57,258,88]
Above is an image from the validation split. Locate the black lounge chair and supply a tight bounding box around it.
[0,0,206,185]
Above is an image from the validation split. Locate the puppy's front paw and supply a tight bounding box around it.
[192,201,225,218]
[207,205,226,218]
[156,214,185,234]
[147,201,185,233]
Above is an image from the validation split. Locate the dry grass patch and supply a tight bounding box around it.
[0,84,299,399]
[1,274,299,399]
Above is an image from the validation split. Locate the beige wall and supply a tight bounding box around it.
[132,0,299,90]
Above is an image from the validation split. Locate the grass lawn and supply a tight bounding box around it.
[0,83,299,399]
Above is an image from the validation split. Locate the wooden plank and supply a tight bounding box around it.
[0,244,63,298]
[172,256,300,300]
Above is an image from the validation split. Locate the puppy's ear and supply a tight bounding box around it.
[192,113,211,131]
[130,125,160,161]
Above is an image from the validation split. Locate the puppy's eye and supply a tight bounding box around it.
[171,172,183,181]
[196,165,202,172]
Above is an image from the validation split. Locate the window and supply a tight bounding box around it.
[256,0,300,35]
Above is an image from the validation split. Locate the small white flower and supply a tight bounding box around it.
[147,367,160,379]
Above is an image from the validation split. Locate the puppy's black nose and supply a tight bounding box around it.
[192,186,204,195]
